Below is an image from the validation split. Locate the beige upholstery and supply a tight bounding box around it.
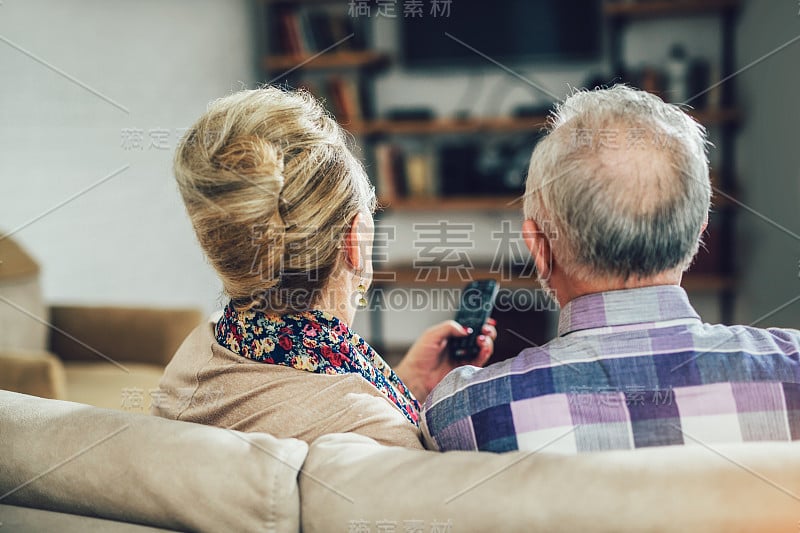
[0,504,171,532]
[0,235,203,408]
[0,277,49,354]
[49,305,203,367]
[302,432,800,532]
[0,390,307,533]
[50,305,202,409]
[0,349,65,399]
[63,362,165,410]
[0,235,48,354]
[0,235,40,280]
[0,301,203,408]
[5,389,800,532]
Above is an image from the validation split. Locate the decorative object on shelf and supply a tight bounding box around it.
[384,108,436,122]
[687,57,712,109]
[511,104,554,119]
[272,4,363,56]
[666,44,690,103]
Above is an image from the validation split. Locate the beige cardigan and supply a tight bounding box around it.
[152,319,423,449]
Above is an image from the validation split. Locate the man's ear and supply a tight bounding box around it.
[700,213,709,236]
[343,212,366,272]
[522,219,552,280]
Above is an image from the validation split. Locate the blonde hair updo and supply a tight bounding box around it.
[174,87,376,312]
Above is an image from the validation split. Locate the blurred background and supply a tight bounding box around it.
[1,0,799,387]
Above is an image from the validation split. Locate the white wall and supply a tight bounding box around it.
[0,0,256,315]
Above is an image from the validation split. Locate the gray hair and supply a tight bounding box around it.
[523,85,711,281]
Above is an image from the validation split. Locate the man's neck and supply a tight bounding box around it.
[553,270,683,308]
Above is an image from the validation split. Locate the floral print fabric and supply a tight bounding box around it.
[215,302,420,425]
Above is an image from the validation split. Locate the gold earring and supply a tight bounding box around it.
[356,271,368,308]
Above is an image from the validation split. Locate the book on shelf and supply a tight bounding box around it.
[277,11,303,55]
[374,143,400,202]
[273,6,361,57]
[373,142,439,203]
[327,77,363,123]
[294,77,364,124]
[405,152,438,198]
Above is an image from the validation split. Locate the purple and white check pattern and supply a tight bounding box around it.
[422,285,800,454]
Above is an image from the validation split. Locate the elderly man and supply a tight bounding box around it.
[422,85,800,453]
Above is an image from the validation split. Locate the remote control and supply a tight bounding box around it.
[450,279,498,360]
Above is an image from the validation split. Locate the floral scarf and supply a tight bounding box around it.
[215,302,420,425]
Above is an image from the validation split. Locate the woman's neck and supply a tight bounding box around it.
[311,274,358,325]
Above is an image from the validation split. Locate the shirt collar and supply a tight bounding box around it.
[557,285,701,337]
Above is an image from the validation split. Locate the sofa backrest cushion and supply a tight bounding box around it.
[0,235,47,355]
[301,432,800,532]
[0,390,307,532]
[48,305,203,366]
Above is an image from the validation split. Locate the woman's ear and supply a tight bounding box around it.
[343,212,366,272]
[522,219,552,280]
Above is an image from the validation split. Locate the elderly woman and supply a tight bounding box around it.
[153,87,496,449]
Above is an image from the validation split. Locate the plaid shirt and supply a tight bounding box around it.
[422,285,800,453]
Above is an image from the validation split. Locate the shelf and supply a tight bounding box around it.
[347,116,549,136]
[379,189,736,213]
[264,50,389,72]
[372,266,735,293]
[682,274,736,292]
[379,196,522,212]
[344,109,738,136]
[709,171,739,207]
[263,0,344,4]
[604,0,739,18]
[688,108,740,126]
[372,266,536,290]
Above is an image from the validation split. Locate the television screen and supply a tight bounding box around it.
[400,0,602,68]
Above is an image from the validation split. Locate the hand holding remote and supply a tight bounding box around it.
[450,279,499,360]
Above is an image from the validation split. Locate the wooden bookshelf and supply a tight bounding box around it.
[372,266,534,290]
[710,170,738,208]
[263,0,342,5]
[604,0,740,18]
[346,109,738,136]
[354,116,548,135]
[599,1,741,323]
[689,108,740,126]
[379,195,522,212]
[372,265,734,293]
[264,50,389,71]
[262,0,744,330]
[380,191,736,212]
[683,274,737,292]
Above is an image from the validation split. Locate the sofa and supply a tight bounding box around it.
[0,303,202,409]
[3,389,800,532]
[0,232,202,410]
